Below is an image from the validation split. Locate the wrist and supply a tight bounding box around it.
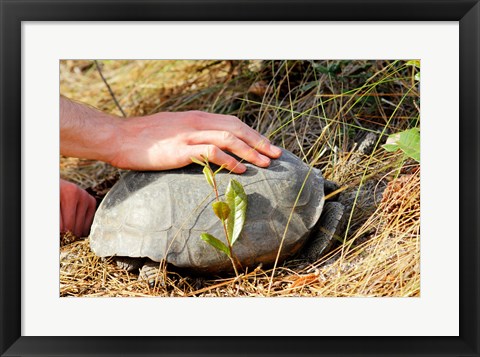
[106,114,149,169]
[90,114,125,164]
[60,96,124,163]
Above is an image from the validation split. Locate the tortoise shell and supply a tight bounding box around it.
[89,149,325,273]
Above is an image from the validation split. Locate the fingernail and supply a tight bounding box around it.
[271,146,282,156]
[259,155,271,165]
[237,163,247,172]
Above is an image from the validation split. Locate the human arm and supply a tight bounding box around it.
[60,96,282,173]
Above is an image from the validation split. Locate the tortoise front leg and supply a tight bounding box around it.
[302,201,344,263]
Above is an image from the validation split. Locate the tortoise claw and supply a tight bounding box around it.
[114,256,145,272]
[138,260,165,288]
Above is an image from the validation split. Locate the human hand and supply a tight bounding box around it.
[60,179,97,237]
[110,111,282,173]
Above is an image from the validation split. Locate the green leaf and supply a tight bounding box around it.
[313,63,340,75]
[203,166,214,187]
[382,143,399,152]
[213,164,227,175]
[225,179,248,245]
[299,81,319,92]
[212,201,231,221]
[190,157,206,167]
[313,64,329,74]
[382,127,420,162]
[406,60,420,68]
[406,60,420,81]
[200,233,230,257]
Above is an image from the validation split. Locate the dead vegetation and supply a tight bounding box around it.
[60,59,420,297]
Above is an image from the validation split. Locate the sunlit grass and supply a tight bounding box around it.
[60,59,420,297]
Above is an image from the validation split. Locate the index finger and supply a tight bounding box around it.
[191,113,282,158]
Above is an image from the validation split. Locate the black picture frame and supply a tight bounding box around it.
[1,1,479,356]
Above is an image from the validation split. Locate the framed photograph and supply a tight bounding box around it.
[1,0,479,356]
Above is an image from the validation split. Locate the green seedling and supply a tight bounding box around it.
[191,156,247,276]
[383,127,420,162]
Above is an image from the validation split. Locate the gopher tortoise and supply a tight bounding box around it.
[89,149,343,280]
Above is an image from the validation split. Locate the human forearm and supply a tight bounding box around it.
[60,96,282,172]
[60,96,122,163]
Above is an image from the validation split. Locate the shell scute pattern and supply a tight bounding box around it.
[90,149,326,272]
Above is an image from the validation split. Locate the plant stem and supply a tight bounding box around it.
[211,172,220,201]
[211,167,239,277]
[228,251,240,277]
[221,219,239,277]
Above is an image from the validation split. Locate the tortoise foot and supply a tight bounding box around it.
[138,260,165,287]
[114,256,145,272]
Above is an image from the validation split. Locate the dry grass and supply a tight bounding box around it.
[60,59,420,297]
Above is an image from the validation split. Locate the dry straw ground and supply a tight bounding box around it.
[60,60,420,297]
